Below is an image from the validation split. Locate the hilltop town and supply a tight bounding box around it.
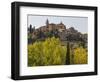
[28,19,87,48]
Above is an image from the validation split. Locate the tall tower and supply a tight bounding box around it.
[46,19,49,28]
[60,21,63,25]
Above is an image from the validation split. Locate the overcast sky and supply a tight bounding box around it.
[28,15,88,33]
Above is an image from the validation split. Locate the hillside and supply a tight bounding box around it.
[28,22,87,48]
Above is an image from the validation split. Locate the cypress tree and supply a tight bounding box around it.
[66,42,70,65]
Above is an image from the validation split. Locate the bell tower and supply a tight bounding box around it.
[46,19,49,28]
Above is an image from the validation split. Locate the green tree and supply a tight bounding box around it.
[66,42,70,65]
[28,37,67,66]
[74,47,88,64]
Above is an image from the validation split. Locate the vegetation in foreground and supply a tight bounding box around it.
[28,37,87,66]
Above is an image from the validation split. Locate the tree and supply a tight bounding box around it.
[28,37,67,66]
[66,42,70,65]
[74,47,87,64]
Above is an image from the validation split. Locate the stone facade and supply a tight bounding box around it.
[37,19,66,32]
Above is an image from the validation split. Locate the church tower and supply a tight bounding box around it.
[60,21,63,25]
[46,19,49,28]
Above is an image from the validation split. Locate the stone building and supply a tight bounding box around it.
[28,19,88,48]
[37,19,66,32]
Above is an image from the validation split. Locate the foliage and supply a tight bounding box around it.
[66,42,70,65]
[28,33,32,39]
[73,46,88,64]
[28,37,88,66]
[28,37,67,66]
[44,32,53,38]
